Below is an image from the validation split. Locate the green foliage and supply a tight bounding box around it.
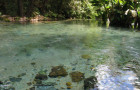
[0,0,96,19]
[69,0,97,19]
[91,0,140,28]
[138,8,140,17]
[0,0,139,28]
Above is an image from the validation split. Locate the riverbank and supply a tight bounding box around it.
[0,15,65,22]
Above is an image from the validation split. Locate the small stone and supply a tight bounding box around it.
[49,66,68,77]
[81,54,91,59]
[42,82,57,86]
[29,87,35,90]
[33,79,42,85]
[35,74,48,80]
[18,73,26,77]
[72,68,76,70]
[84,76,97,90]
[61,87,65,89]
[31,62,36,66]
[33,72,48,85]
[67,86,72,89]
[70,71,84,82]
[27,82,32,86]
[66,82,72,86]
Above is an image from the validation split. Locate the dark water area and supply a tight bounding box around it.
[0,20,140,90]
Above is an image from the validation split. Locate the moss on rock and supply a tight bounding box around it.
[81,54,91,59]
[49,66,68,77]
[70,71,84,82]
[66,82,72,86]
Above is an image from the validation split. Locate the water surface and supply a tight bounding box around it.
[0,20,140,90]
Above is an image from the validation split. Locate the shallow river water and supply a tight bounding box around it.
[0,20,140,90]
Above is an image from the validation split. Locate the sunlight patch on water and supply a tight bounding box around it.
[95,65,140,90]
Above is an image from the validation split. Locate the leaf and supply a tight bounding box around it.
[138,11,140,17]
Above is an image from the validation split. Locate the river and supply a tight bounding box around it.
[0,20,140,90]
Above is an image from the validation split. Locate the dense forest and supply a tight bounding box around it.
[0,0,140,29]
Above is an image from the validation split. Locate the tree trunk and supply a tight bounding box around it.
[138,17,140,30]
[18,0,23,16]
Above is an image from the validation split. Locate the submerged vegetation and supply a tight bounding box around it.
[0,0,140,28]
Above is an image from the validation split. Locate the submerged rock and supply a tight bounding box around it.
[35,74,48,80]
[29,87,35,90]
[42,82,57,86]
[9,77,22,82]
[27,82,32,86]
[66,82,72,86]
[84,76,97,90]
[70,71,84,82]
[49,66,68,77]
[36,85,57,90]
[33,79,42,85]
[67,86,72,89]
[18,73,26,77]
[33,71,48,85]
[0,81,3,84]
[31,62,36,66]
[81,54,91,59]
[66,82,72,89]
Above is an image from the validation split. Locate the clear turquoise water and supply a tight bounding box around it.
[0,20,140,90]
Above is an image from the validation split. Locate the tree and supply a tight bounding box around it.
[18,0,24,16]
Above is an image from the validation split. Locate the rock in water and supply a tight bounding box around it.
[49,66,68,77]
[81,54,91,59]
[84,76,97,90]
[70,71,84,82]
[66,82,72,89]
[33,73,48,85]
[35,74,48,80]
[66,82,72,86]
[0,81,3,84]
[29,87,35,90]
[9,77,22,82]
[36,85,57,90]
